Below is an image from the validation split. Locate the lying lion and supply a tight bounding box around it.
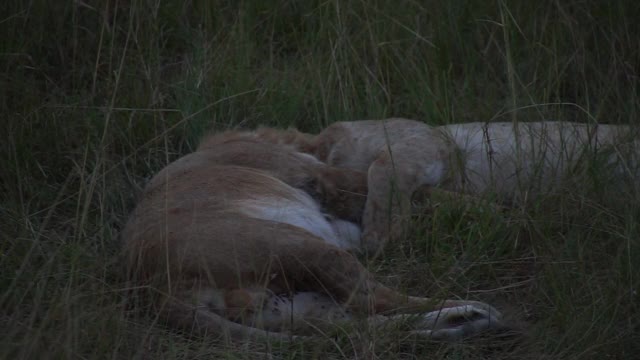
[251,119,639,253]
[122,132,505,340]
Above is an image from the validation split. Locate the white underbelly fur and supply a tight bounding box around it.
[236,190,361,250]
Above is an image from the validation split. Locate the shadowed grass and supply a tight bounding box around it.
[1,0,639,358]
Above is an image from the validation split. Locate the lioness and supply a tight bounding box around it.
[122,132,505,340]
[253,119,639,253]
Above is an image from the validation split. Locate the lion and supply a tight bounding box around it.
[252,119,639,253]
[121,131,506,341]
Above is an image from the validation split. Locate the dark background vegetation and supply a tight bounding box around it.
[1,1,639,358]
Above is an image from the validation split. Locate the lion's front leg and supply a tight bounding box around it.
[361,143,451,254]
[365,299,506,340]
[407,303,506,340]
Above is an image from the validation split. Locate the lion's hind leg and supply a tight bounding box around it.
[160,286,298,341]
[162,285,354,339]
[215,287,353,334]
[162,284,505,341]
[255,291,353,334]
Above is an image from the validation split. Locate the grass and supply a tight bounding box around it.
[1,0,639,358]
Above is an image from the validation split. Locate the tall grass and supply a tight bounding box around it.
[1,0,638,358]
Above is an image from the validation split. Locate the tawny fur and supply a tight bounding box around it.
[122,130,504,340]
[264,119,639,253]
